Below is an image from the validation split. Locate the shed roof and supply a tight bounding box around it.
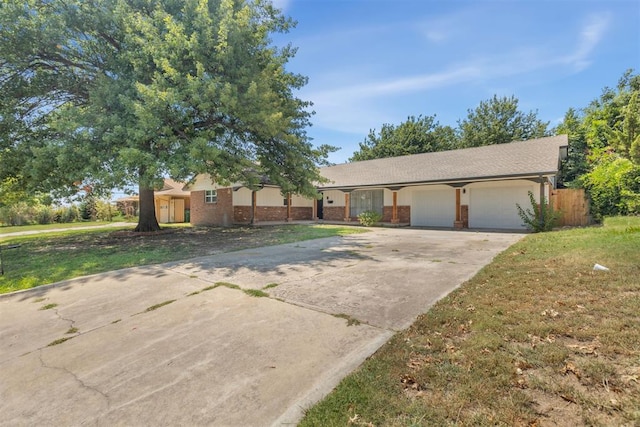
[318,135,568,189]
[156,178,190,197]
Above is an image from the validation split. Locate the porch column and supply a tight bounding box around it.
[454,188,464,229]
[391,191,399,223]
[344,192,351,221]
[539,178,545,228]
[313,198,318,221]
[286,193,292,222]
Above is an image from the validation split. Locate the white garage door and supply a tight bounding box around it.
[411,189,455,227]
[469,186,531,229]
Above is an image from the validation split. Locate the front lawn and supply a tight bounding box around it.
[300,217,640,426]
[0,224,366,294]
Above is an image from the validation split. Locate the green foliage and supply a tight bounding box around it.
[95,200,114,222]
[516,191,561,232]
[554,108,589,186]
[54,205,80,223]
[350,115,457,161]
[582,69,640,159]
[79,193,97,221]
[0,0,334,232]
[609,91,640,162]
[457,95,549,148]
[357,210,383,226]
[581,156,640,221]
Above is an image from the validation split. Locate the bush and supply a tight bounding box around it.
[516,191,562,232]
[53,205,80,223]
[581,156,640,221]
[0,202,33,226]
[357,210,383,226]
[95,200,114,221]
[35,205,54,224]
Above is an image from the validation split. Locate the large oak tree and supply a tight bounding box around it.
[0,0,332,231]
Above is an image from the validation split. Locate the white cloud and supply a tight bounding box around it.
[561,13,611,71]
[304,10,613,136]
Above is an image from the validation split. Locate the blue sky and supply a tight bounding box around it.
[271,0,640,164]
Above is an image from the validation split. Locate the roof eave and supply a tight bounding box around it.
[317,170,560,191]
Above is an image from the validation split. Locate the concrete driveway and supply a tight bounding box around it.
[0,227,523,426]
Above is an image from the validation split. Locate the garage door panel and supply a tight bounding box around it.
[411,189,455,227]
[469,186,530,229]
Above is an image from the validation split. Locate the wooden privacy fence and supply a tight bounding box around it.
[550,188,591,227]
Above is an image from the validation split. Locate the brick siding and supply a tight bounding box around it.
[382,205,411,223]
[190,189,234,226]
[234,206,313,223]
[322,206,347,221]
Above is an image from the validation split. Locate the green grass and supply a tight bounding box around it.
[142,300,176,313]
[271,224,367,245]
[47,337,73,347]
[0,224,365,295]
[243,289,269,298]
[300,216,640,427]
[0,221,130,234]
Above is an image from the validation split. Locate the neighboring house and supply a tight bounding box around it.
[189,135,568,230]
[115,179,191,223]
[154,179,191,223]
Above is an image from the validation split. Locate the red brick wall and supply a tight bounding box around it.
[382,205,411,223]
[234,206,252,224]
[190,189,234,226]
[290,207,313,220]
[322,206,346,221]
[233,206,313,223]
[323,205,410,223]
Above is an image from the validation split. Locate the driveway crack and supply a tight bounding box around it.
[38,350,111,408]
[53,308,76,331]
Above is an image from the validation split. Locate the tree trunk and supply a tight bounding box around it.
[135,186,161,232]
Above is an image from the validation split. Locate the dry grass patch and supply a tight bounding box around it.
[300,217,640,426]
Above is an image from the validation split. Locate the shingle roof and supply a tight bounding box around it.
[156,178,190,197]
[318,135,568,189]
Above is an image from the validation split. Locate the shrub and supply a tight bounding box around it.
[53,205,80,223]
[516,191,561,232]
[0,202,32,226]
[357,210,383,226]
[95,200,114,221]
[35,205,54,224]
[581,156,640,221]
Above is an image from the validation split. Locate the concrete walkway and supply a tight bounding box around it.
[0,228,523,426]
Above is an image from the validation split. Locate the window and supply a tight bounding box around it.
[205,190,217,203]
[350,190,383,217]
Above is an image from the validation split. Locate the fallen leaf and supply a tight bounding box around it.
[562,361,581,379]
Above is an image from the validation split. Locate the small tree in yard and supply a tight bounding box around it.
[516,191,562,232]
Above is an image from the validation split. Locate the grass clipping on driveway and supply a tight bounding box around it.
[301,217,640,427]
